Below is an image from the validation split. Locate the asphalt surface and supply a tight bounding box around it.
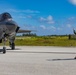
[0,46,76,75]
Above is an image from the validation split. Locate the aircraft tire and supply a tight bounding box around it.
[3,47,6,54]
[11,43,15,50]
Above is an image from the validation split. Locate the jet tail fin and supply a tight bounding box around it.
[73,29,76,35]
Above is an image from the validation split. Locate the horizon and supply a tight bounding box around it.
[0,0,76,35]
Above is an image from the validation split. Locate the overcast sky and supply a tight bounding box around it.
[0,0,76,35]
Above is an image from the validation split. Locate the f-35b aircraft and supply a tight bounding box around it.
[0,12,31,54]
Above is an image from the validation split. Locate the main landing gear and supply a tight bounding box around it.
[2,36,6,54]
[9,42,15,50]
[3,47,6,54]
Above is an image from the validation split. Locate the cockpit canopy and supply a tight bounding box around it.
[0,12,12,22]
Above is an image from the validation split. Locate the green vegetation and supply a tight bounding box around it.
[1,35,76,47]
[13,36,76,47]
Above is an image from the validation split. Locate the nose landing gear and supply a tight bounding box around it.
[9,42,15,50]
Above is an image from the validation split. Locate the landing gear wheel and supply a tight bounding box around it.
[74,57,76,59]
[11,43,15,50]
[3,47,6,54]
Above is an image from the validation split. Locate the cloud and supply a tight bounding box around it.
[67,17,76,26]
[40,17,46,21]
[18,15,33,19]
[40,25,46,30]
[67,24,72,28]
[57,27,62,31]
[68,17,75,20]
[69,0,76,5]
[40,25,57,31]
[40,25,56,31]
[27,15,32,18]
[18,16,26,19]
[6,9,40,14]
[39,15,54,24]
[50,26,56,31]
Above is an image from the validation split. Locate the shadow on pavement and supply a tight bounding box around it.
[47,58,76,61]
[7,48,21,50]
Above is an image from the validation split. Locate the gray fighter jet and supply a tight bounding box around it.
[0,12,31,54]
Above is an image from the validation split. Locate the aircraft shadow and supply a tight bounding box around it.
[47,58,76,61]
[0,49,4,53]
[4,51,76,54]
[6,48,21,50]
[0,48,21,52]
[6,51,76,54]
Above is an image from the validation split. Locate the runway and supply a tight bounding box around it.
[0,46,76,75]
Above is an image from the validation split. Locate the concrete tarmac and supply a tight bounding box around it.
[0,46,76,75]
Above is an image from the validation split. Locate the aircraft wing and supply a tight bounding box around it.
[17,29,31,33]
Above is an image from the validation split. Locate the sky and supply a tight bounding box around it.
[0,0,76,35]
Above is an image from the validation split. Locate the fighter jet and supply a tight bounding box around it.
[0,12,31,54]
